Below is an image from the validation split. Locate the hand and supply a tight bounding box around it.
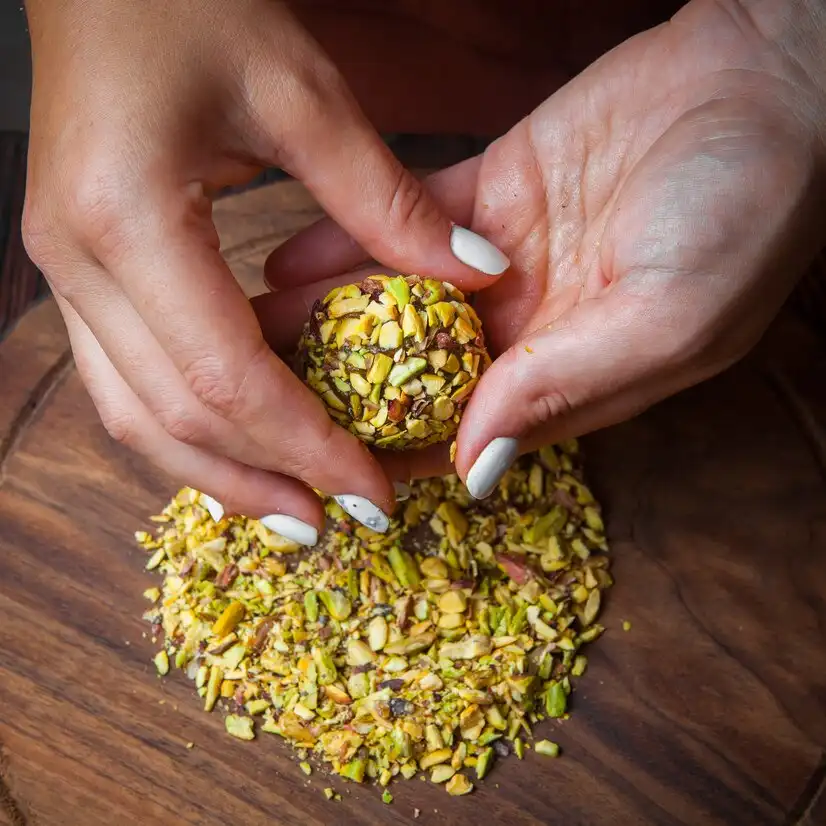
[22,0,507,538]
[262,0,826,493]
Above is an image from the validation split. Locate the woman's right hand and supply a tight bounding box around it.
[22,0,507,541]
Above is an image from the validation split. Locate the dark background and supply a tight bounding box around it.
[0,3,31,132]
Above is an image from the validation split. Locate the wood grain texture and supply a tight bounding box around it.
[0,181,825,826]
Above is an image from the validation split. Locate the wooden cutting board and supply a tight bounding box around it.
[1,180,824,826]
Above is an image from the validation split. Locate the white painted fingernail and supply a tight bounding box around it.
[200,493,224,523]
[393,482,411,502]
[466,437,520,499]
[334,495,390,533]
[260,514,319,547]
[449,225,510,276]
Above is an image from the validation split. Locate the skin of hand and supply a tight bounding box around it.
[261,0,826,495]
[20,0,510,541]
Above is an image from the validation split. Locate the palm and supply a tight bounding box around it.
[467,11,812,362]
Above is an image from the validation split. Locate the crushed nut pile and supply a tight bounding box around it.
[297,274,490,449]
[138,440,611,800]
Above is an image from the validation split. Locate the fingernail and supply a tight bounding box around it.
[393,482,411,502]
[334,495,390,533]
[465,437,520,499]
[260,514,319,547]
[200,493,225,522]
[449,225,510,276]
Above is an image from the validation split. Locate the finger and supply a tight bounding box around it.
[373,443,454,484]
[57,296,326,542]
[262,145,488,289]
[454,282,737,500]
[56,181,397,529]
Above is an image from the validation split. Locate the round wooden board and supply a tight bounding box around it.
[1,181,824,826]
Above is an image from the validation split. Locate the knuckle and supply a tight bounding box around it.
[386,171,441,235]
[100,407,139,448]
[21,198,56,269]
[531,388,575,427]
[66,170,135,259]
[23,162,138,276]
[180,343,269,425]
[266,395,344,482]
[286,414,340,479]
[272,59,348,140]
[154,403,211,447]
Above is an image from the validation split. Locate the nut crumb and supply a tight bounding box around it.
[137,440,612,800]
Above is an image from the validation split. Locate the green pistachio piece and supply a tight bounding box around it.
[387,358,427,387]
[545,681,567,718]
[318,589,352,621]
[535,740,560,757]
[386,276,411,309]
[387,546,421,589]
[312,647,338,685]
[225,714,255,741]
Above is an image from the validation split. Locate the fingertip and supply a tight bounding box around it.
[449,225,510,277]
[374,443,453,482]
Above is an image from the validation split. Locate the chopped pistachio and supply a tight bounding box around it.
[212,602,245,637]
[340,756,367,783]
[225,715,255,741]
[386,276,410,309]
[153,650,170,676]
[545,682,567,718]
[476,747,494,780]
[535,740,560,758]
[318,590,352,621]
[346,639,376,666]
[420,749,453,770]
[145,549,165,570]
[367,615,389,651]
[246,699,270,715]
[388,547,421,589]
[313,647,338,684]
[300,761,313,776]
[440,635,492,661]
[138,438,611,801]
[445,774,474,796]
[430,765,456,784]
[438,590,467,614]
[304,590,319,623]
[204,666,222,712]
[387,358,428,389]
[419,557,448,579]
[572,655,588,677]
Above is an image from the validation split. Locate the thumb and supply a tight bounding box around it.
[456,285,727,499]
[254,73,508,289]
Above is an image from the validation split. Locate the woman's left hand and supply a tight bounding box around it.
[260,0,826,493]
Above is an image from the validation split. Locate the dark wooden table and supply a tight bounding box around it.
[1,181,825,826]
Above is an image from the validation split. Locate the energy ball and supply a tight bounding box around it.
[297,274,491,450]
